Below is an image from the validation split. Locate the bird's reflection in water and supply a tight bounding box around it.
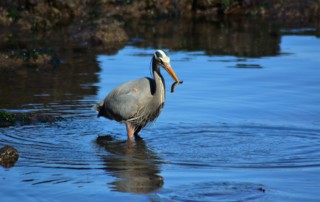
[96,135,163,194]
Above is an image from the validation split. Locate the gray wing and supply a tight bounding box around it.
[101,77,155,122]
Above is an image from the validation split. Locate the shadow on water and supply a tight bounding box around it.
[125,17,282,57]
[0,30,101,112]
[96,135,163,194]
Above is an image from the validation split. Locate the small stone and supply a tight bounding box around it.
[0,145,19,168]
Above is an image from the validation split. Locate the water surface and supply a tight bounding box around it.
[1,19,320,201]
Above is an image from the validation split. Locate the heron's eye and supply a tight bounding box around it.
[155,51,162,58]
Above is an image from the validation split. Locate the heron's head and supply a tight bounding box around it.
[153,50,180,83]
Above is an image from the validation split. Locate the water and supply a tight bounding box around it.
[1,18,320,201]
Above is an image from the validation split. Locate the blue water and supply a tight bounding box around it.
[98,36,320,127]
[1,31,320,201]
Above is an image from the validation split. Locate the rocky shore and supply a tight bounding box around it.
[1,1,319,26]
[0,0,319,69]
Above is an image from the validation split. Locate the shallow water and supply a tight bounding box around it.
[1,19,320,201]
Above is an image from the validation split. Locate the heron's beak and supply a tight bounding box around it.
[164,63,180,83]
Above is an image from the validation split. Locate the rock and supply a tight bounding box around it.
[69,18,128,50]
[0,145,19,168]
[0,48,60,70]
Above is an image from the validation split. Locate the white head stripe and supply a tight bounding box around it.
[154,50,170,63]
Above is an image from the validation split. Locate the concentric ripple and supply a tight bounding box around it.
[1,118,320,201]
[0,120,104,170]
[146,123,320,169]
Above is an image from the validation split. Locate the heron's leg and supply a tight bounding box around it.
[125,122,135,141]
[134,126,143,140]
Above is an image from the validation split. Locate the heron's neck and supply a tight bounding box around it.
[152,58,166,103]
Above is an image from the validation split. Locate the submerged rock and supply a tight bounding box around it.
[0,145,19,168]
[0,111,65,127]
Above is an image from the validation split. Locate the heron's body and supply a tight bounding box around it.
[94,50,181,141]
[98,75,164,129]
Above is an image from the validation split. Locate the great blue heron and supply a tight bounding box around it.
[94,50,182,141]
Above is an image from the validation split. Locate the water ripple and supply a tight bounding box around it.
[147,123,320,169]
[0,120,103,170]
